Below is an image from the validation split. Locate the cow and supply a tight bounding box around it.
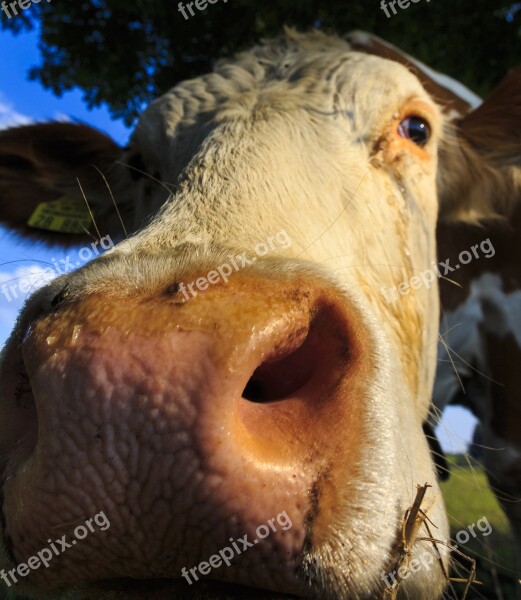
[435,228,521,566]
[0,28,519,600]
[347,31,521,578]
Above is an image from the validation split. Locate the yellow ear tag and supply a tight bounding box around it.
[28,197,92,234]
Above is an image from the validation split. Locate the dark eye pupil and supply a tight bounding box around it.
[398,116,430,147]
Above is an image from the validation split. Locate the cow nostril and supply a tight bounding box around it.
[242,329,315,403]
[242,378,265,402]
[242,300,355,405]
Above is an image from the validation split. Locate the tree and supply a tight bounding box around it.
[2,0,519,125]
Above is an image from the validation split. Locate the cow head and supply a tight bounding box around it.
[0,29,519,600]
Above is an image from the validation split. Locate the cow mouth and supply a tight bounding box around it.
[93,577,301,599]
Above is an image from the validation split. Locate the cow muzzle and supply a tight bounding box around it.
[2,272,373,597]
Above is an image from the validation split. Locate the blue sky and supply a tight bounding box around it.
[0,25,131,345]
[0,25,477,452]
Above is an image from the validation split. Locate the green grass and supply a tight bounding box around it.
[440,454,519,600]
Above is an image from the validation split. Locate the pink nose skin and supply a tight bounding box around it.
[2,273,372,597]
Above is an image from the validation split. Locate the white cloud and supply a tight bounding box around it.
[0,265,57,347]
[0,93,72,130]
[0,265,56,300]
[0,92,32,130]
[53,112,72,122]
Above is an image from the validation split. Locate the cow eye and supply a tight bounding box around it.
[397,116,431,147]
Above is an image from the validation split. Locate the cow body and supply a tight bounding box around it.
[0,29,519,600]
[435,217,521,569]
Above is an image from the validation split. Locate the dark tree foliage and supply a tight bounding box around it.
[1,0,520,125]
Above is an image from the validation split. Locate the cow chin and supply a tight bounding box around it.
[52,567,446,600]
[0,261,448,600]
[54,579,302,599]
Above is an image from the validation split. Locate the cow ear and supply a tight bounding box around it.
[458,67,521,168]
[438,67,521,222]
[0,122,133,245]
